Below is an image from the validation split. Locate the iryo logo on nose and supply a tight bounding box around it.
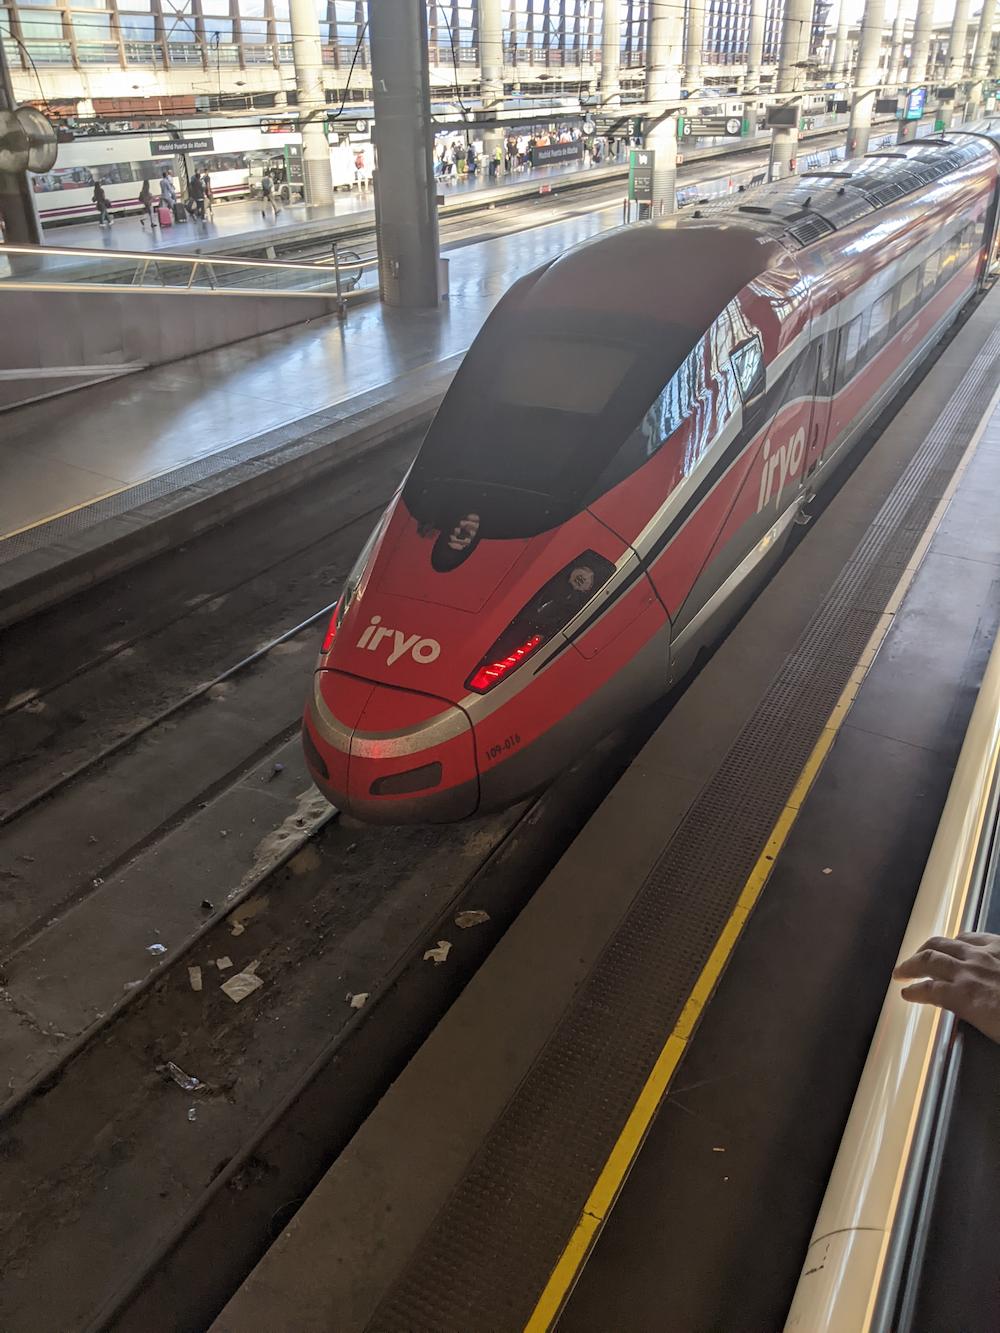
[356,615,441,666]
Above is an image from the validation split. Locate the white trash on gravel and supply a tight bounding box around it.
[166,1061,201,1092]
[221,965,264,1003]
[423,940,452,965]
[455,910,490,929]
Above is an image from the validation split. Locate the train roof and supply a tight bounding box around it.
[511,121,999,333]
[690,125,996,251]
[518,220,788,328]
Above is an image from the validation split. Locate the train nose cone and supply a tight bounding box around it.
[307,671,479,823]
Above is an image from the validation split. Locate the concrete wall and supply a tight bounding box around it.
[0,286,339,410]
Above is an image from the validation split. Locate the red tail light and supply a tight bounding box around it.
[321,601,341,654]
[464,550,616,695]
[467,634,544,693]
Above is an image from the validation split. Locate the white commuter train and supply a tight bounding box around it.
[32,119,372,224]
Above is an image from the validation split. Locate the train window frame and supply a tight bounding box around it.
[839,308,871,386]
[816,329,838,398]
[867,289,896,359]
[787,342,819,403]
[895,267,921,332]
[922,247,941,293]
[730,336,765,407]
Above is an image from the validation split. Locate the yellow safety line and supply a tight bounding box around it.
[524,383,999,1333]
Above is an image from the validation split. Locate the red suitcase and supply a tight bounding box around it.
[158,206,173,227]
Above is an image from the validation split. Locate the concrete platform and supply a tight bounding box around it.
[208,285,1000,1329]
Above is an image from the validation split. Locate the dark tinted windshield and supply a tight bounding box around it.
[405,304,696,538]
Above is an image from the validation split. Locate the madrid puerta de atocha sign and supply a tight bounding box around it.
[532,140,584,166]
[151,137,215,154]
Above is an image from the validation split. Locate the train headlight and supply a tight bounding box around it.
[465,550,615,694]
[320,513,389,654]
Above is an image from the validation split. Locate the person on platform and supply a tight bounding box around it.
[895,932,1000,1043]
[202,169,214,217]
[138,178,157,230]
[260,170,280,219]
[92,180,112,228]
[188,169,206,221]
[490,144,502,179]
[159,167,177,218]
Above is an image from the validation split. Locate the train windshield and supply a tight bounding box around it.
[494,339,638,415]
[406,310,695,539]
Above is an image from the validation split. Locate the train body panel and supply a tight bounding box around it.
[304,121,1000,822]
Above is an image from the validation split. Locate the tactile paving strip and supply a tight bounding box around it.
[369,324,1000,1333]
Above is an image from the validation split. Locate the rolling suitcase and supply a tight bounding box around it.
[158,205,173,227]
[173,201,188,223]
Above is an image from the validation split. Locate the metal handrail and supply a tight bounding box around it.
[784,615,1000,1332]
[0,242,350,275]
[0,240,377,300]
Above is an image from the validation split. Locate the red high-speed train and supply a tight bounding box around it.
[303,121,1000,822]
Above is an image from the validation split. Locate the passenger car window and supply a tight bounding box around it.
[922,249,941,292]
[868,291,896,356]
[840,309,871,385]
[896,268,920,329]
[817,329,838,397]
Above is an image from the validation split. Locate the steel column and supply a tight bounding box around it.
[908,0,933,81]
[832,3,850,79]
[369,0,440,307]
[966,0,997,116]
[746,0,766,87]
[684,0,706,89]
[645,0,683,213]
[947,0,971,82]
[847,0,886,157]
[288,0,334,206]
[887,5,905,83]
[770,0,810,179]
[0,37,42,244]
[602,0,621,103]
[479,0,504,155]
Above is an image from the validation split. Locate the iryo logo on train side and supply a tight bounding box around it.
[756,426,807,513]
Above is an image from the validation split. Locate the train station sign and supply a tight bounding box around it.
[533,141,584,166]
[684,115,744,138]
[629,149,655,202]
[151,136,214,154]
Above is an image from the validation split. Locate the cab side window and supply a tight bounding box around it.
[582,351,699,502]
[731,337,765,404]
[731,336,767,434]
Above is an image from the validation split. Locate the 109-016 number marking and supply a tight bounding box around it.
[486,733,521,762]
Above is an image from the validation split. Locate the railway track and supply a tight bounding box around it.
[0,426,658,1333]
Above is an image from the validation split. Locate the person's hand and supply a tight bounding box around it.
[894,933,1000,1045]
